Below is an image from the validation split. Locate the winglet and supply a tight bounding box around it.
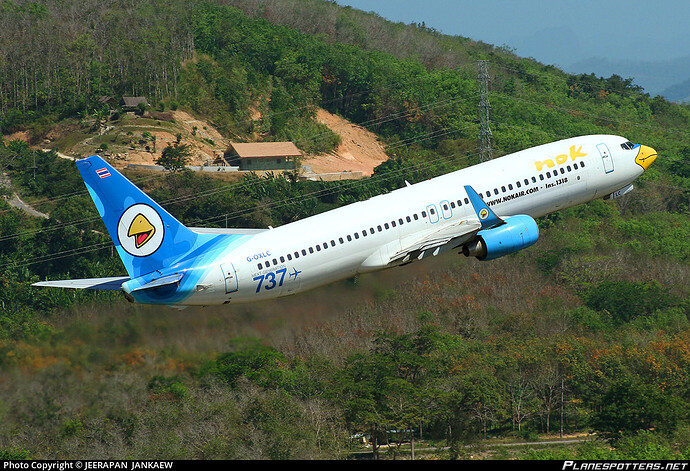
[464,185,504,229]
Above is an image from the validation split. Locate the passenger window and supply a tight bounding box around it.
[539,174,544,181]
[287,254,292,261]
[464,198,469,204]
[295,251,300,258]
[516,181,521,188]
[567,165,572,172]
[406,216,411,222]
[414,213,419,220]
[524,178,529,185]
[493,189,499,195]
[309,247,314,254]
[316,245,321,252]
[369,228,374,234]
[347,235,352,241]
[265,260,270,267]
[501,185,506,192]
[384,223,390,229]
[574,163,578,169]
[391,221,396,227]
[531,176,536,183]
[398,218,404,225]
[581,161,585,167]
[301,249,307,256]
[377,225,382,232]
[331,240,336,247]
[273,259,278,265]
[508,184,513,190]
[362,230,367,237]
[258,263,263,270]
[280,256,285,263]
[354,233,359,239]
[421,211,427,218]
[546,171,551,178]
[339,237,344,244]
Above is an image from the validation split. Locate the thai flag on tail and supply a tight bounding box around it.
[96,167,111,179]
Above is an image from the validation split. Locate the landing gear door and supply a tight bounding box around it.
[221,262,238,293]
[597,143,614,174]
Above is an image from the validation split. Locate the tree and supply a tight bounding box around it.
[583,280,676,324]
[156,143,192,172]
[594,378,689,441]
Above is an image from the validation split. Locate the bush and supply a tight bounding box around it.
[583,280,676,324]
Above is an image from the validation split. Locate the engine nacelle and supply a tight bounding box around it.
[461,215,539,261]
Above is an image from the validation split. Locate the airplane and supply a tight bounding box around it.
[32,134,657,307]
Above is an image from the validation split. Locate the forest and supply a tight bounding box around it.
[0,0,689,460]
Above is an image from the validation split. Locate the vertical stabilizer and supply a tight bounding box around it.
[77,156,201,278]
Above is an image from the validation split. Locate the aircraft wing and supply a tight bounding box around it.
[389,219,482,265]
[388,184,505,265]
[32,276,130,291]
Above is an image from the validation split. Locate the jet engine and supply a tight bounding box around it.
[461,215,539,261]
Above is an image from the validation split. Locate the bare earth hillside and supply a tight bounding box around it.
[301,109,389,176]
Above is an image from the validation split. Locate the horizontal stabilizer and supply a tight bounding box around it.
[130,273,184,292]
[32,276,130,291]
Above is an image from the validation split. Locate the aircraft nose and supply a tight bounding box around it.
[635,145,657,171]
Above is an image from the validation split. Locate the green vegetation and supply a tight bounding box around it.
[0,0,689,460]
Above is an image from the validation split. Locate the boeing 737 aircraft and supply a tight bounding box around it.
[33,135,657,307]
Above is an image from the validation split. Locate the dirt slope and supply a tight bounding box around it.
[301,109,389,176]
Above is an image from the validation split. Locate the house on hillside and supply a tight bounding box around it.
[221,142,301,171]
[121,96,150,110]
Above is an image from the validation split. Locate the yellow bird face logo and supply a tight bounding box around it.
[128,213,156,249]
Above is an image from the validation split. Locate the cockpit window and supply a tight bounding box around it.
[620,141,635,150]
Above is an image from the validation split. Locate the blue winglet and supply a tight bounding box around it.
[463,185,504,229]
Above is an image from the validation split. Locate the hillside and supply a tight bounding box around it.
[0,0,689,461]
[6,106,387,178]
[302,109,389,176]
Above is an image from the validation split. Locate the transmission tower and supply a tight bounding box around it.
[477,60,493,162]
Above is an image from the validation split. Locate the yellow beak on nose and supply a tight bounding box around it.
[635,145,657,171]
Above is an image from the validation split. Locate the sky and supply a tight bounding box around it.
[335,0,690,68]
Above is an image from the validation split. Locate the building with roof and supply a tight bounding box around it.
[222,142,301,171]
[121,97,150,110]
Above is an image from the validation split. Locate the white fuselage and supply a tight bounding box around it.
[185,135,646,305]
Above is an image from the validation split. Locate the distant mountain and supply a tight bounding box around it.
[661,77,690,103]
[566,55,690,99]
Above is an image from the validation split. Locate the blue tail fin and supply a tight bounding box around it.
[77,156,200,278]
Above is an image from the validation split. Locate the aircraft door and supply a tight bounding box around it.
[597,143,614,174]
[220,262,238,293]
